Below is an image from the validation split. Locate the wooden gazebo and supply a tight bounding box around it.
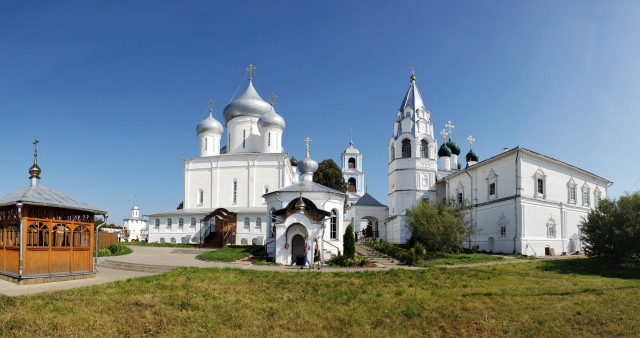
[0,144,106,284]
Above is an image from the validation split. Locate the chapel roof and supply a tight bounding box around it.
[0,184,105,214]
[354,193,386,207]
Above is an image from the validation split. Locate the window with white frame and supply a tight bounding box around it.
[547,217,556,238]
[256,218,261,229]
[191,218,196,228]
[233,179,237,204]
[401,139,411,158]
[456,181,464,205]
[244,217,250,229]
[179,218,184,230]
[420,140,428,158]
[167,218,172,231]
[199,189,204,205]
[487,169,498,200]
[582,182,590,206]
[594,188,602,207]
[204,138,208,151]
[242,130,246,148]
[498,214,507,237]
[155,219,160,229]
[330,209,338,240]
[268,132,271,147]
[534,169,546,199]
[567,178,577,204]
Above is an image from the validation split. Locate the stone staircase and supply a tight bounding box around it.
[98,259,175,273]
[355,243,403,268]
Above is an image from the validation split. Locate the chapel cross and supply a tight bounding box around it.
[445,120,455,139]
[33,139,39,154]
[467,135,476,149]
[304,137,312,156]
[208,99,215,113]
[246,64,257,81]
[268,93,277,106]
[440,129,448,143]
[410,65,416,81]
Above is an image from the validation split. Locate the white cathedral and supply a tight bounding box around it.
[137,67,610,259]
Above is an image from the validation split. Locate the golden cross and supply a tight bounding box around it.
[304,137,312,156]
[445,120,454,139]
[33,139,39,153]
[467,135,476,149]
[440,129,448,142]
[208,99,215,113]
[410,65,416,81]
[246,64,257,81]
[268,93,277,106]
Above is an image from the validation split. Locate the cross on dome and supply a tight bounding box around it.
[440,129,448,143]
[208,99,215,113]
[268,93,277,106]
[410,65,416,82]
[304,137,312,156]
[445,120,455,139]
[246,64,257,81]
[467,135,476,149]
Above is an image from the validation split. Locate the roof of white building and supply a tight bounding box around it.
[0,184,105,214]
[353,193,386,207]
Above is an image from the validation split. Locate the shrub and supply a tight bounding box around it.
[108,244,119,254]
[98,247,111,257]
[343,224,355,259]
[406,200,471,253]
[328,255,371,267]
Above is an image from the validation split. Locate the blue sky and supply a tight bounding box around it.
[1,1,639,224]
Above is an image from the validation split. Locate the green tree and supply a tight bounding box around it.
[177,201,183,210]
[406,200,470,253]
[343,224,355,259]
[313,159,347,193]
[581,192,640,265]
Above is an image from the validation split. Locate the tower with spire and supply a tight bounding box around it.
[341,129,364,210]
[386,69,438,243]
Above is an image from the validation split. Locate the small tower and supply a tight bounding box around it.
[297,138,318,182]
[438,129,452,170]
[445,120,461,170]
[258,93,285,153]
[465,135,479,167]
[341,130,364,206]
[196,100,223,157]
[29,139,41,186]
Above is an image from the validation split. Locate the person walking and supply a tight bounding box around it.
[301,236,312,270]
[313,238,322,269]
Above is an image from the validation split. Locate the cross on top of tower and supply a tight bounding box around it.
[304,137,312,156]
[467,135,476,149]
[445,120,455,139]
[349,128,353,147]
[410,65,416,82]
[268,93,277,106]
[440,129,448,142]
[33,139,39,154]
[208,99,215,113]
[246,64,257,81]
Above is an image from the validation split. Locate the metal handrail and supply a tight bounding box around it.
[323,239,341,256]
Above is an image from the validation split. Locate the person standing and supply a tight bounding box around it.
[301,236,312,270]
[313,238,322,269]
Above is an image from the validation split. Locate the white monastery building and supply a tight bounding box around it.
[122,203,148,242]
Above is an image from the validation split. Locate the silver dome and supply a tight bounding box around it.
[223,81,272,123]
[196,113,224,135]
[258,107,286,129]
[298,155,318,175]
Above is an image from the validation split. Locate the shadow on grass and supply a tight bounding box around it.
[539,258,640,279]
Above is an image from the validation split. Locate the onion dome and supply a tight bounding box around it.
[223,81,272,123]
[446,138,461,155]
[257,106,285,129]
[196,113,223,135]
[466,149,479,162]
[438,143,452,157]
[298,154,318,175]
[29,162,41,179]
[295,193,306,211]
[290,153,298,167]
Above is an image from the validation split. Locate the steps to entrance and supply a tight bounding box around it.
[98,260,175,274]
[355,243,404,268]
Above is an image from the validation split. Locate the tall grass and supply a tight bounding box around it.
[196,245,259,262]
[0,259,638,336]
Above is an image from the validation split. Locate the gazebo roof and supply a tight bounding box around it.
[0,184,106,214]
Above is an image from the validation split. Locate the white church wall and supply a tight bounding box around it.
[226,117,261,154]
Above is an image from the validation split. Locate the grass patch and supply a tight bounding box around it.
[125,242,199,248]
[417,252,503,267]
[1,259,639,336]
[196,245,260,262]
[97,244,132,257]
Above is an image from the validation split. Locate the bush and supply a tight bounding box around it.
[98,247,111,257]
[328,255,371,267]
[406,200,470,253]
[343,224,355,259]
[108,244,119,254]
[581,192,640,265]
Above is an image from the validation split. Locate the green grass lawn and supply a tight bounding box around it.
[417,252,506,267]
[196,245,260,262]
[1,259,639,336]
[125,241,199,248]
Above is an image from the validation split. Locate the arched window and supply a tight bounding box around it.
[256,218,261,229]
[179,218,184,229]
[199,189,204,205]
[241,238,248,245]
[348,158,356,169]
[348,178,356,192]
[52,224,70,247]
[252,238,257,245]
[155,219,160,228]
[401,139,411,158]
[191,218,196,228]
[73,225,90,247]
[6,223,19,246]
[390,144,395,162]
[170,237,176,244]
[421,140,428,158]
[244,217,250,229]
[160,237,166,243]
[330,210,338,240]
[167,219,172,231]
[27,222,49,247]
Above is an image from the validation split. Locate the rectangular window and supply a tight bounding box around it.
[548,225,556,238]
[457,193,463,204]
[537,179,544,194]
[242,130,246,148]
[583,191,590,205]
[489,183,496,196]
[199,189,204,205]
[268,132,271,147]
[204,138,208,151]
[500,226,506,236]
[570,187,576,202]
[233,180,237,204]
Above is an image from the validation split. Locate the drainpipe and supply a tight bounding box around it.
[95,213,107,271]
[464,170,473,249]
[17,203,23,277]
[513,150,521,254]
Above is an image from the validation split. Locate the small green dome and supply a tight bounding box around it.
[466,150,479,162]
[446,138,461,155]
[438,143,452,157]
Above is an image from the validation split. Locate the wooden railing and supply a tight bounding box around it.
[323,240,341,256]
